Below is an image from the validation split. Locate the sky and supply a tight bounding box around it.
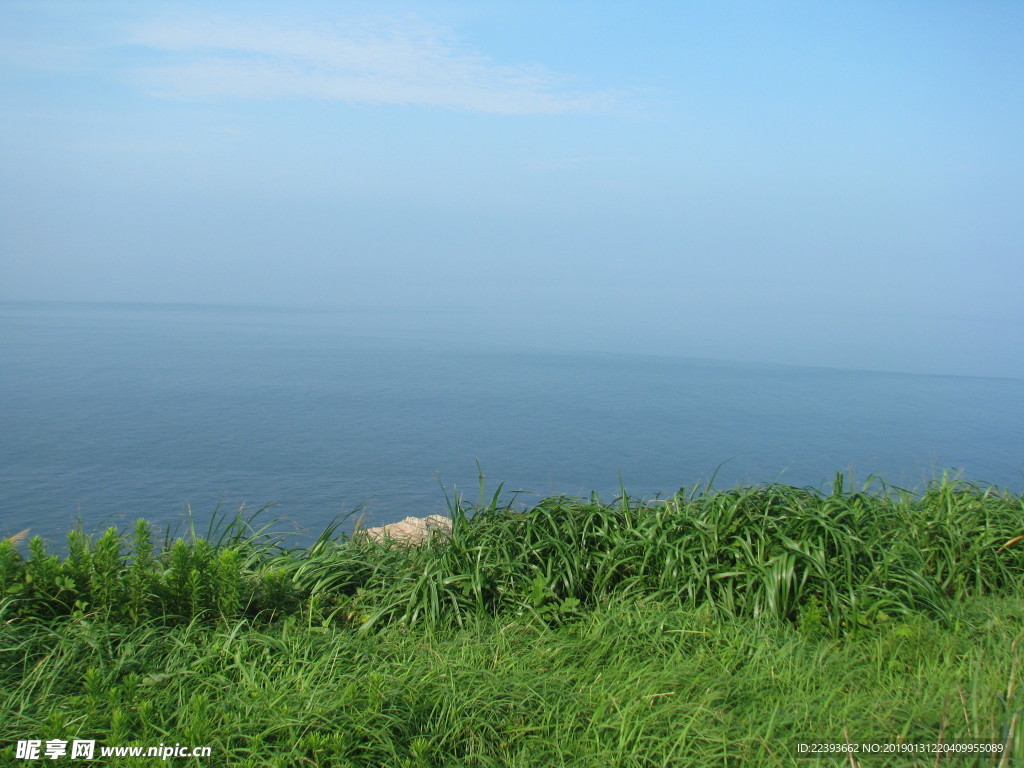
[1,0,1022,378]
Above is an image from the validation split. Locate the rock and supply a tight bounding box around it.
[358,514,452,545]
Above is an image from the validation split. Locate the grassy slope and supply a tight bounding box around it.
[1,476,1022,766]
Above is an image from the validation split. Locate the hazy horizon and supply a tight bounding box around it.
[3,1,1022,379]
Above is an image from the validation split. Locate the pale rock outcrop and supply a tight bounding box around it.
[358,514,452,545]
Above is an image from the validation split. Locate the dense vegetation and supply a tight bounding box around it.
[2,475,1022,766]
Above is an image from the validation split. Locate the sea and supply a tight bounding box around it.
[2,302,1022,546]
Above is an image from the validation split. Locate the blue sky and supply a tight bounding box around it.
[2,0,1022,377]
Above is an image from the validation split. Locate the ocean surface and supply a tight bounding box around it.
[2,302,1022,545]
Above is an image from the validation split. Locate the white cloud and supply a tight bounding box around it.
[127,14,618,115]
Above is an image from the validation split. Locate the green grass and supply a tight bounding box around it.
[2,474,1022,766]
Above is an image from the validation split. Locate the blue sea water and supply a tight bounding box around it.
[2,302,1022,544]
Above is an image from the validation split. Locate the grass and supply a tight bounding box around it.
[1,473,1022,766]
